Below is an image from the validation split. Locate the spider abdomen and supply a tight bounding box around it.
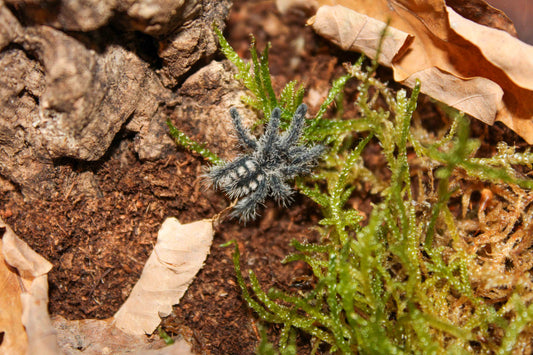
[219,157,265,199]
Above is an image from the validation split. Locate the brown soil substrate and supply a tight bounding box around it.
[0,1,528,354]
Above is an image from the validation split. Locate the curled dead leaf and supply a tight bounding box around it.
[1,216,206,353]
[307,1,533,143]
[308,6,414,67]
[0,235,27,355]
[53,316,193,355]
[113,217,214,335]
[21,276,58,355]
[401,67,503,125]
[0,217,57,355]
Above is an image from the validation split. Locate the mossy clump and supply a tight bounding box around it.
[168,27,533,354]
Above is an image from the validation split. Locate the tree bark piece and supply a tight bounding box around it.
[0,0,232,198]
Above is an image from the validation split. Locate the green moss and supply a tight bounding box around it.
[166,119,221,164]
[174,27,533,354]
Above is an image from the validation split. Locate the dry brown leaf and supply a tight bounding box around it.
[0,217,57,355]
[113,217,214,335]
[306,1,533,143]
[1,217,200,353]
[276,0,318,14]
[446,0,517,36]
[0,234,27,354]
[53,316,193,355]
[445,6,533,140]
[2,223,53,281]
[485,0,533,44]
[21,276,59,355]
[401,67,503,123]
[308,6,414,67]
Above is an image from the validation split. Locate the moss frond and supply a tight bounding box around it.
[184,29,533,354]
[166,120,221,164]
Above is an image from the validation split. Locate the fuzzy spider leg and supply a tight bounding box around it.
[291,144,325,165]
[278,145,325,177]
[279,103,307,150]
[268,173,294,206]
[205,156,246,190]
[204,162,233,189]
[230,178,269,222]
[257,107,281,158]
[229,107,257,150]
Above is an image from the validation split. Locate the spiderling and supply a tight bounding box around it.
[206,104,324,222]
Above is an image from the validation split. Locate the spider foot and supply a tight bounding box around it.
[230,197,261,223]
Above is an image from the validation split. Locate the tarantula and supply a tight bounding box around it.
[206,104,324,222]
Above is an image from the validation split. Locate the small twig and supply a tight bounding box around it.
[64,181,76,200]
[212,200,237,230]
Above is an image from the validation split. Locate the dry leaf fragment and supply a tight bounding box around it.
[53,316,193,355]
[113,217,214,335]
[0,217,57,355]
[2,223,53,280]
[309,1,533,143]
[308,5,414,67]
[446,0,517,36]
[447,7,533,90]
[21,276,59,355]
[1,217,198,354]
[401,67,503,124]
[0,235,27,355]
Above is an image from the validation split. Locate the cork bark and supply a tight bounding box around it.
[0,0,234,198]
